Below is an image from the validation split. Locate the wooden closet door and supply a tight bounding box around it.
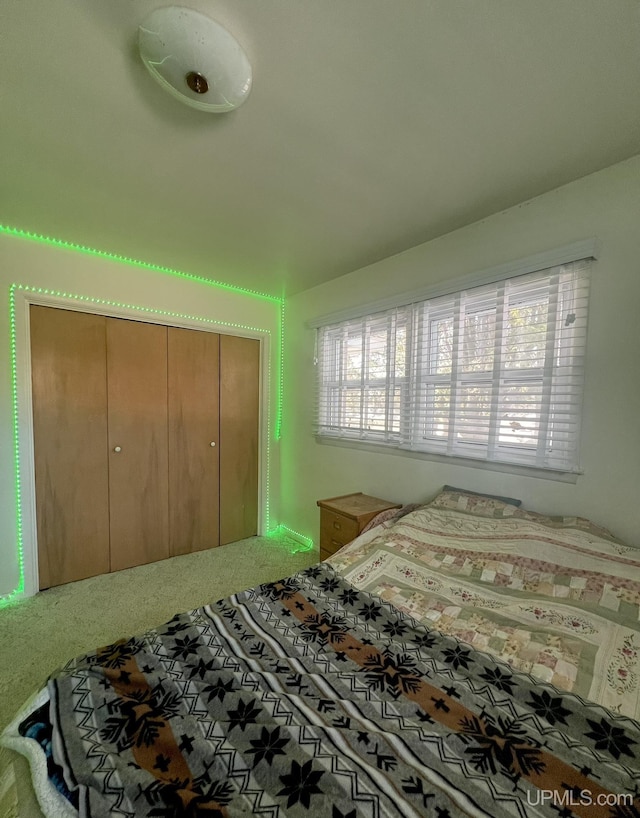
[219,335,260,544]
[107,318,169,571]
[30,306,110,588]
[168,327,220,556]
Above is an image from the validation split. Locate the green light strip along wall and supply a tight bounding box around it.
[1,284,25,608]
[276,301,285,440]
[0,225,281,304]
[265,330,273,534]
[266,525,314,553]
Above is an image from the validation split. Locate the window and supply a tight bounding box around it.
[316,259,590,472]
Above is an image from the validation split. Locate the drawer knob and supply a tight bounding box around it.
[333,521,341,530]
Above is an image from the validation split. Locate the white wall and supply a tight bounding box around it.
[282,156,640,548]
[0,233,283,601]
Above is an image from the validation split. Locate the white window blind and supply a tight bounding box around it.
[316,259,591,472]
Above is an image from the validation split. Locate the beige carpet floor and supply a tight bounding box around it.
[0,535,317,817]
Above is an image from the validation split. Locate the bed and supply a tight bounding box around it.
[3,488,640,817]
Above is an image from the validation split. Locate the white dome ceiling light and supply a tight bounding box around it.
[138,6,252,112]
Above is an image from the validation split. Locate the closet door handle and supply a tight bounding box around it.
[210,441,216,447]
[113,446,122,453]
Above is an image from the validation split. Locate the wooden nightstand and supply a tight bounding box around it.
[316,493,402,561]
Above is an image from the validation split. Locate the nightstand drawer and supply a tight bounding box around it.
[320,510,359,548]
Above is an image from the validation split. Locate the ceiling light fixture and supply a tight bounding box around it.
[138,6,252,112]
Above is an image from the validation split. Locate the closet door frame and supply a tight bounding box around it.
[14,290,270,598]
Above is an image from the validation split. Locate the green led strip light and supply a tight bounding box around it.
[276,301,285,440]
[0,224,281,304]
[1,285,25,608]
[265,334,273,534]
[266,525,314,553]
[12,284,270,333]
[1,284,280,607]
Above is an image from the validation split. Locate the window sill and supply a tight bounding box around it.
[315,435,580,484]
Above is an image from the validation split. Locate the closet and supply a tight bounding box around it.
[30,305,260,589]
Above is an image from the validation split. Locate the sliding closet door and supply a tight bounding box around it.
[219,335,260,544]
[31,309,262,586]
[107,318,169,571]
[168,327,220,556]
[30,306,110,588]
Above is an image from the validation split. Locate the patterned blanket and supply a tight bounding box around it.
[7,563,640,817]
[330,496,640,719]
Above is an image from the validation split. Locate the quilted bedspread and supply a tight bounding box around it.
[7,562,640,817]
[330,500,640,720]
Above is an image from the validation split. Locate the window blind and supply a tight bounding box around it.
[315,259,591,472]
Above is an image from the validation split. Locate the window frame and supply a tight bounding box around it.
[315,255,591,475]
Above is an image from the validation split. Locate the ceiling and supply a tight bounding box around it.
[2,1,640,298]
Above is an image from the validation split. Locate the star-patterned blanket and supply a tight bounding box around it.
[4,562,640,817]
